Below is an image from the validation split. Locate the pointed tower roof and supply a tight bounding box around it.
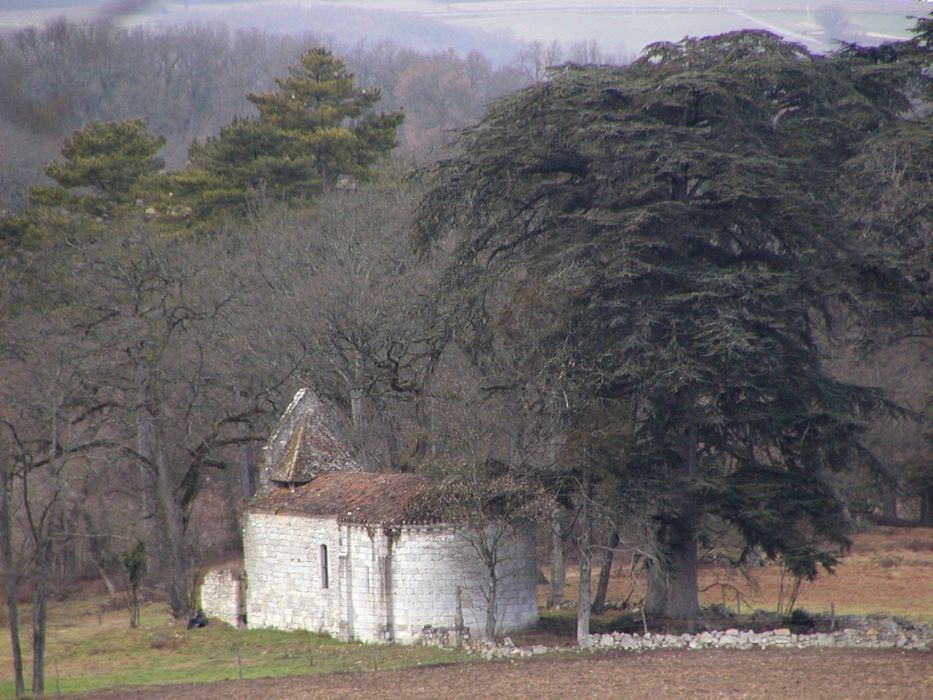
[265,388,361,486]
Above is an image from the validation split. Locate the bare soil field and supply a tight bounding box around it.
[79,648,933,700]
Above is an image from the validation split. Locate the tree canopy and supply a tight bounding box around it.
[175,48,404,220]
[416,29,931,622]
[0,118,165,246]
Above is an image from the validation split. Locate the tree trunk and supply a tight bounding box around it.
[547,508,565,608]
[134,361,160,562]
[32,537,52,697]
[0,468,25,698]
[484,564,498,640]
[154,440,191,618]
[82,510,117,604]
[576,482,592,642]
[238,442,255,502]
[645,530,700,628]
[921,484,933,526]
[645,417,700,627]
[412,397,433,463]
[592,530,619,615]
[134,359,189,616]
[881,480,897,520]
[97,562,117,603]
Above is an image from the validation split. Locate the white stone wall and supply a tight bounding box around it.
[200,568,243,628]
[243,512,539,644]
[243,512,342,636]
[389,524,539,643]
[340,523,394,642]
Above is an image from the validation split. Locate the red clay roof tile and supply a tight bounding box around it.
[249,472,441,525]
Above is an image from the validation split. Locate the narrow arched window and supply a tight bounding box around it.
[320,544,329,589]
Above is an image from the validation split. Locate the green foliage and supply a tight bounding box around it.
[416,30,930,614]
[32,118,165,218]
[3,119,166,245]
[120,540,147,589]
[120,540,147,629]
[176,47,403,221]
[908,11,933,49]
[179,117,314,219]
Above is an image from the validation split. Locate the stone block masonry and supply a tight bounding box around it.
[240,512,538,644]
[200,568,244,628]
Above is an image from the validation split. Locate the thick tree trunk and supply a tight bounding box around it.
[82,510,117,604]
[645,531,700,628]
[547,509,566,608]
[97,562,117,603]
[52,509,76,583]
[134,360,190,616]
[0,469,25,697]
[576,482,592,642]
[154,441,191,618]
[645,416,700,627]
[412,398,433,463]
[592,530,619,615]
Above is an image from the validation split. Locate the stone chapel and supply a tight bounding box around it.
[199,388,539,644]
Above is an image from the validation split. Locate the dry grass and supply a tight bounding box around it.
[541,526,933,623]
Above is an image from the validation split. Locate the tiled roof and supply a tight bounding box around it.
[249,472,443,525]
[266,389,361,484]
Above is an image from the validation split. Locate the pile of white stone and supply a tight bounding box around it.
[466,617,932,660]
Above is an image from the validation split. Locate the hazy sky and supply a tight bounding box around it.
[0,1,923,59]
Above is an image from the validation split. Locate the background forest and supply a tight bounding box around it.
[0,9,931,699]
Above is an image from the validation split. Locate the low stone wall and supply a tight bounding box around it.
[445,617,932,659]
[421,625,472,649]
[200,568,244,628]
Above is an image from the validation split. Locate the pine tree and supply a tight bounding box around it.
[1,119,165,246]
[176,48,403,220]
[31,118,165,220]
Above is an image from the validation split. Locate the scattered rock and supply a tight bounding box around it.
[424,615,933,659]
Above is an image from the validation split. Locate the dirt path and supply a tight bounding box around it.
[78,648,932,699]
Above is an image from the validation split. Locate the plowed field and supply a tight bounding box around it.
[78,648,933,699]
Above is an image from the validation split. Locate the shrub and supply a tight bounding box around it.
[782,608,816,633]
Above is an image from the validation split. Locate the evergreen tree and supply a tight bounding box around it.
[177,48,403,220]
[416,30,929,623]
[31,118,165,219]
[1,119,165,246]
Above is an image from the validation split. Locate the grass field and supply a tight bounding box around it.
[0,599,467,697]
[1,526,930,697]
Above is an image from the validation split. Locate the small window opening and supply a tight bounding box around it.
[320,544,329,589]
